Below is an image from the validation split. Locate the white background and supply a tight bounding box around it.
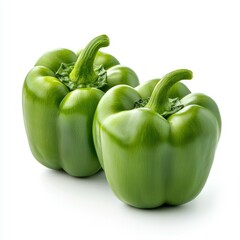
[1,0,239,239]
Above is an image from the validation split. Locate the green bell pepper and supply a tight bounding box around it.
[22,34,139,177]
[93,69,221,208]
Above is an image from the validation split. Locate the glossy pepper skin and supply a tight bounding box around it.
[22,35,139,177]
[93,69,221,208]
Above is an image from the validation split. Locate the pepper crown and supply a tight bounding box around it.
[56,34,109,90]
[146,69,193,117]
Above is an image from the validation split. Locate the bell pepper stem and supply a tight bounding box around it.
[146,69,193,115]
[70,35,109,84]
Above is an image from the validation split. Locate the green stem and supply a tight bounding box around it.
[69,35,109,84]
[146,69,193,114]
